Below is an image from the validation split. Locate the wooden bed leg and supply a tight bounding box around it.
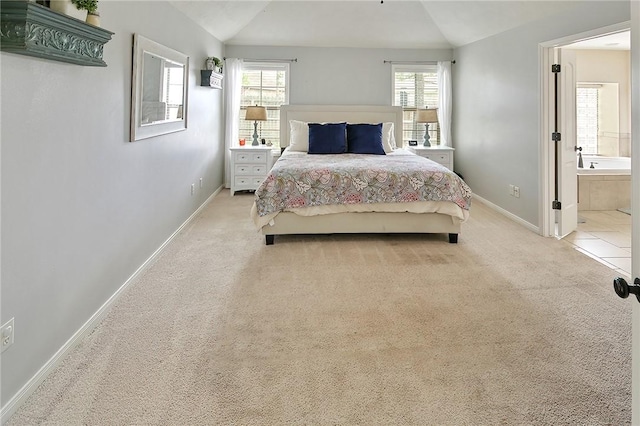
[448,233,458,244]
[265,235,274,245]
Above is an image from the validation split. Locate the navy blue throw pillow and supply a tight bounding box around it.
[308,122,347,154]
[346,123,385,155]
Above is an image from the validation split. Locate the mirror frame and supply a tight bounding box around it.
[130,34,189,142]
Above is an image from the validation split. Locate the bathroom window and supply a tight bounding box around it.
[576,82,620,156]
[576,86,598,155]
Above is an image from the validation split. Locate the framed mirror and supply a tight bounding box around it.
[130,34,189,141]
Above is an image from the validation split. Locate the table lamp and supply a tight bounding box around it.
[245,106,267,146]
[416,108,438,147]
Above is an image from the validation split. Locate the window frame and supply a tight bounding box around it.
[576,84,599,155]
[239,62,290,149]
[391,63,439,147]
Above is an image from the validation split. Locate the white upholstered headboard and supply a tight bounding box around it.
[279,105,404,148]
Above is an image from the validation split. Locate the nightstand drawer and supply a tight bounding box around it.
[235,164,267,175]
[234,152,268,163]
[234,176,265,187]
[423,153,450,165]
[408,146,455,171]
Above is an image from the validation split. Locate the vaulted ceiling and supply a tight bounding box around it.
[169,1,584,49]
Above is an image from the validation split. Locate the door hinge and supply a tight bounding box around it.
[552,132,561,142]
[552,64,561,73]
[552,200,561,210]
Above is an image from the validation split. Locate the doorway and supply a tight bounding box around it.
[539,23,631,241]
[558,31,632,277]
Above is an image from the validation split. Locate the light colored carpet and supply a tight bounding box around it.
[8,192,631,425]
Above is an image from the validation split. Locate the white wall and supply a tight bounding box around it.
[453,1,630,227]
[225,45,452,105]
[1,0,224,413]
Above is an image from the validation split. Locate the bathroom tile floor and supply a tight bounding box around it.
[563,210,632,278]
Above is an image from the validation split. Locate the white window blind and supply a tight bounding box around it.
[239,62,289,148]
[392,64,439,146]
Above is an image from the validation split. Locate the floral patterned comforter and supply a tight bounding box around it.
[254,151,472,220]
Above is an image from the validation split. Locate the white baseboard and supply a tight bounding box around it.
[472,193,540,235]
[0,186,223,424]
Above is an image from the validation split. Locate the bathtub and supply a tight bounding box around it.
[578,155,631,211]
[578,155,631,175]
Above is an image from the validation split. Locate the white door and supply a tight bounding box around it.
[631,2,639,422]
[556,48,578,238]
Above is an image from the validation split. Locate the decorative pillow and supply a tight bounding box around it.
[308,122,347,154]
[346,123,385,155]
[289,120,309,152]
[382,122,396,152]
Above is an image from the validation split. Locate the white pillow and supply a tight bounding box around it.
[289,120,309,152]
[382,122,396,153]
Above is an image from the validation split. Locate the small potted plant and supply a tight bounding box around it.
[213,57,223,73]
[71,0,100,26]
[205,57,223,73]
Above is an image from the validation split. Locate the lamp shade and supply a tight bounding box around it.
[416,108,438,123]
[245,106,267,121]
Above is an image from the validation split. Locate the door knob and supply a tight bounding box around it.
[613,277,640,302]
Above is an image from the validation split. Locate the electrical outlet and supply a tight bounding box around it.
[1,318,14,353]
[191,183,195,195]
[199,178,203,188]
[514,186,520,198]
[509,184,515,196]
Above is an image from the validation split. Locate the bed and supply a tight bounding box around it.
[249,105,472,245]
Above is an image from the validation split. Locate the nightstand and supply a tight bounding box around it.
[408,146,455,171]
[230,146,272,196]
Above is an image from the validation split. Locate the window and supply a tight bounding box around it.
[392,64,439,147]
[576,86,598,155]
[164,64,184,120]
[239,62,289,148]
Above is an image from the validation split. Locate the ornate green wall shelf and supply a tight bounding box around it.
[0,1,114,67]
